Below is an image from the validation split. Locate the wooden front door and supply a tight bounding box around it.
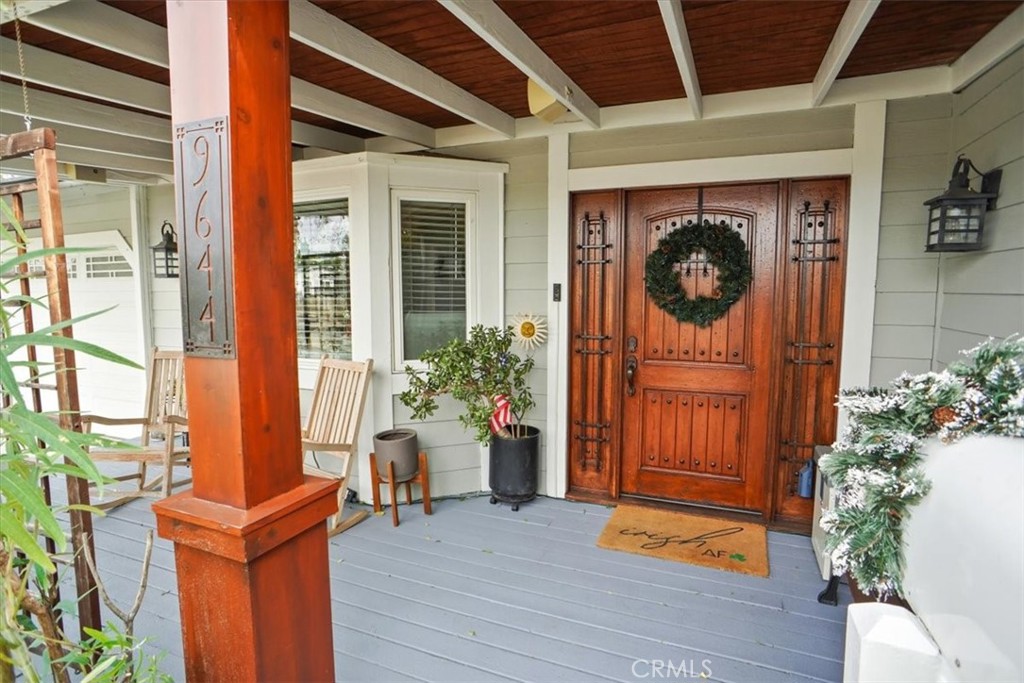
[568,179,848,525]
[621,184,779,511]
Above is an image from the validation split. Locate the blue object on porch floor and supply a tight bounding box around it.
[60,489,850,682]
[798,459,815,498]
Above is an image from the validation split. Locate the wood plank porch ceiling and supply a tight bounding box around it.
[1,0,1020,147]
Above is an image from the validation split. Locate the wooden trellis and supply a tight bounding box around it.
[1,127,101,637]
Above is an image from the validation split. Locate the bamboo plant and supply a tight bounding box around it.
[1,208,169,682]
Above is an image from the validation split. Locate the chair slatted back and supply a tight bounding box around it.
[144,349,186,440]
[305,358,373,452]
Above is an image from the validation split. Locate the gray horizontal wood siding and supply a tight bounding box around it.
[871,94,952,385]
[437,139,552,493]
[570,106,855,168]
[936,48,1024,367]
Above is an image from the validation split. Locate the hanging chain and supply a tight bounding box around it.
[13,5,33,130]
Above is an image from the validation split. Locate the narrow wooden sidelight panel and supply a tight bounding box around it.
[568,191,624,497]
[774,178,849,525]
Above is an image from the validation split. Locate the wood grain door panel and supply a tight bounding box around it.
[621,183,780,511]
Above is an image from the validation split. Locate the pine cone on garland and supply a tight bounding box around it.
[931,405,957,428]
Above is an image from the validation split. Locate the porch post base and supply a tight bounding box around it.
[153,476,339,682]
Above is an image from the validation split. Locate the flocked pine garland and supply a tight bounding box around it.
[819,335,1024,599]
[644,219,752,327]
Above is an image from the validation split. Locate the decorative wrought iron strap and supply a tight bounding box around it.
[788,340,835,365]
[780,198,840,493]
[573,211,612,472]
[791,200,839,262]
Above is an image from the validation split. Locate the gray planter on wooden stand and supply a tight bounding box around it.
[489,426,540,511]
[373,428,419,483]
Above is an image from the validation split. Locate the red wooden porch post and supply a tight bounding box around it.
[153,1,338,680]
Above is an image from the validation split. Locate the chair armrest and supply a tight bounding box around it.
[158,415,190,453]
[81,415,148,426]
[302,440,353,453]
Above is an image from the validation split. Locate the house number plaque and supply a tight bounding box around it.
[175,117,236,358]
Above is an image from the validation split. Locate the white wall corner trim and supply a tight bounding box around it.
[128,186,154,363]
[842,100,886,397]
[546,134,570,499]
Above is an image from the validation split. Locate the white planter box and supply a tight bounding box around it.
[844,434,1024,682]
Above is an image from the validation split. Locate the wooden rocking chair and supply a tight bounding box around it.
[83,348,190,509]
[302,357,374,536]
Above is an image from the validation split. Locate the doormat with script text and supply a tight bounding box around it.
[597,505,769,577]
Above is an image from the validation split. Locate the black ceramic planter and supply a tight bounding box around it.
[488,426,539,511]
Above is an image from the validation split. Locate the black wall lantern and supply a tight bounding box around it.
[923,155,1002,252]
[152,220,179,278]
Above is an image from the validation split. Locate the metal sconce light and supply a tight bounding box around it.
[923,155,1002,252]
[152,220,179,278]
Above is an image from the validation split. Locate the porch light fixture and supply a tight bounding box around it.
[923,155,1002,252]
[152,220,179,278]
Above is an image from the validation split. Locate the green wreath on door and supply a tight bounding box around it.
[644,219,752,328]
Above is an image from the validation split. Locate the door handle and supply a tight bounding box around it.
[626,356,637,396]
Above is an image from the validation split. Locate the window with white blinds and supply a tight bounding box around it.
[294,198,351,360]
[398,198,468,361]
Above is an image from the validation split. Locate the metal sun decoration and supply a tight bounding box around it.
[511,314,548,351]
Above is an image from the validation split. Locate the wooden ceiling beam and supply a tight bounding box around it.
[0,140,172,176]
[439,0,601,129]
[811,0,880,107]
[290,78,435,148]
[0,82,169,141]
[20,0,167,67]
[290,0,513,138]
[290,121,365,153]
[52,147,173,177]
[0,0,69,23]
[1,150,179,187]
[658,0,702,120]
[0,36,168,114]
[1,7,374,151]
[0,112,171,160]
[950,3,1024,93]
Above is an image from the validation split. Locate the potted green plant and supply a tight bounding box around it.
[399,325,538,510]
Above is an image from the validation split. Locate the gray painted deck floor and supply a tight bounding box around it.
[65,492,850,682]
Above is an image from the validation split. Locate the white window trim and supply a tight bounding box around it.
[293,186,352,375]
[389,188,478,372]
